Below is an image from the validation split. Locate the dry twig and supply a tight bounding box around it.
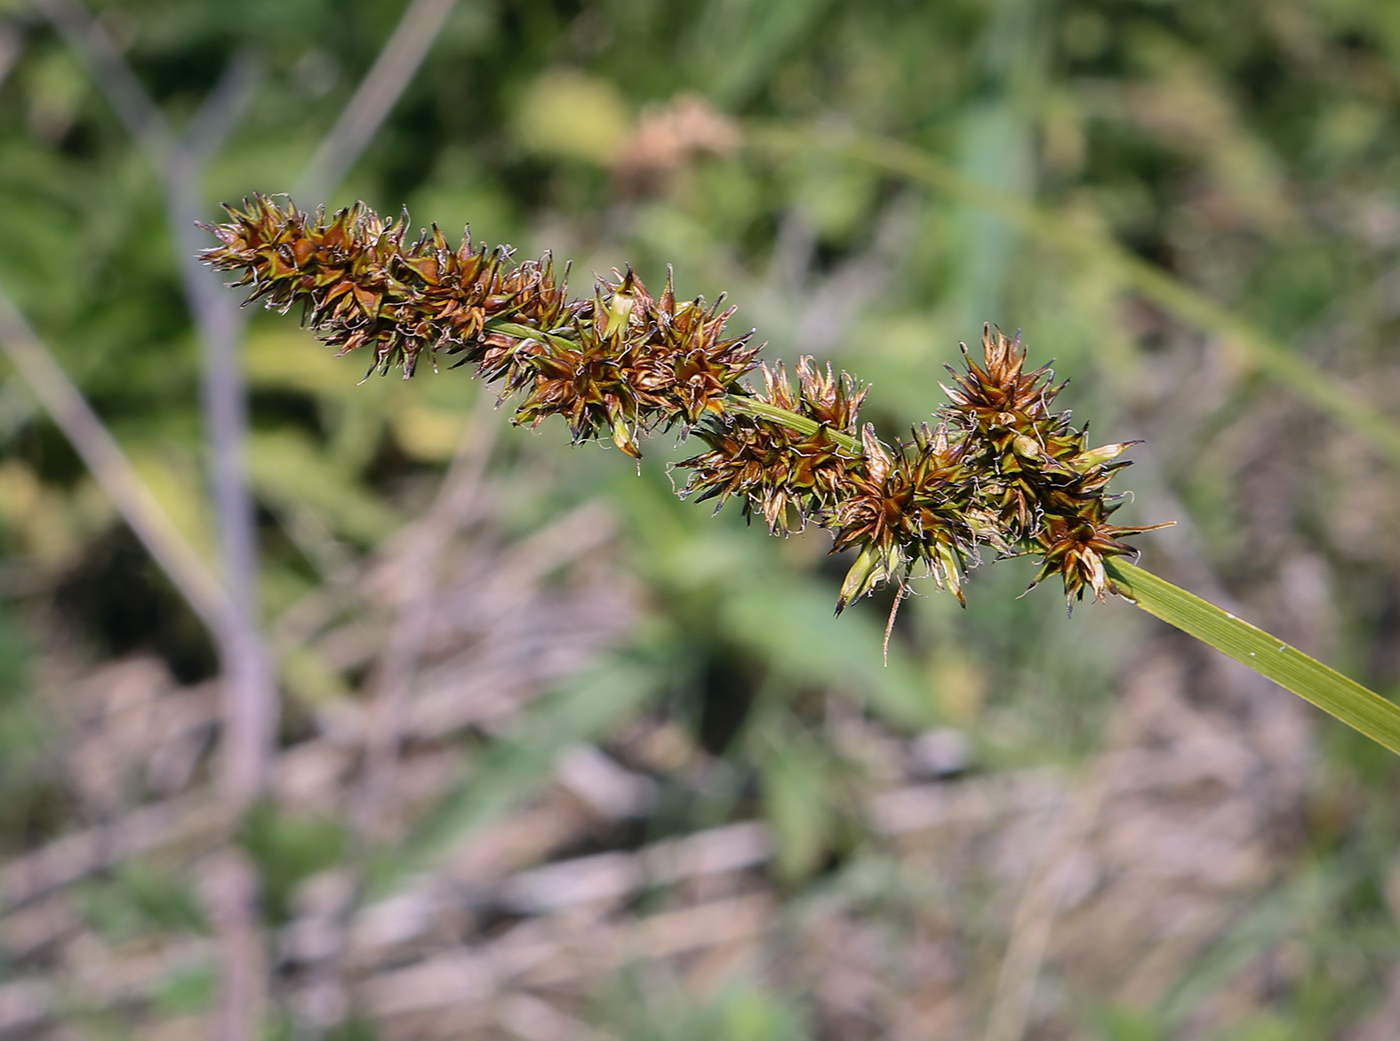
[0,290,228,635]
[294,0,460,202]
[22,3,468,1038]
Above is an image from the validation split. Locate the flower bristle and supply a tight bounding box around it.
[203,200,1168,616]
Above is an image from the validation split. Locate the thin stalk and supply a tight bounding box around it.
[1107,560,1400,755]
[40,0,276,806]
[726,397,863,453]
[0,289,229,632]
[484,321,580,353]
[293,0,459,202]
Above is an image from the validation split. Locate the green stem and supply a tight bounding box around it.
[725,397,864,454]
[484,320,578,352]
[1107,560,1400,755]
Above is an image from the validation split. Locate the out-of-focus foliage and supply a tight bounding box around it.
[4,0,1400,1038]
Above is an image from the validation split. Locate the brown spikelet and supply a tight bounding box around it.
[202,197,758,457]
[678,357,865,533]
[203,199,1170,614]
[829,423,980,612]
[938,323,1171,608]
[200,195,573,380]
[621,267,762,427]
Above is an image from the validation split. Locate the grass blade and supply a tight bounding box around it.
[1107,560,1400,755]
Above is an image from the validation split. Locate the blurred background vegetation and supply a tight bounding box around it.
[3,0,1400,1038]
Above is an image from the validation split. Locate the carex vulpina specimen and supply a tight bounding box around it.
[202,195,1167,624]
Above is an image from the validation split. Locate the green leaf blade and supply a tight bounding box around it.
[1107,561,1400,756]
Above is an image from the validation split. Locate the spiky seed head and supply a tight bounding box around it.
[678,357,865,533]
[204,199,1170,616]
[829,423,979,611]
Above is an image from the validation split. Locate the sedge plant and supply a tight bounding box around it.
[200,195,1400,756]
